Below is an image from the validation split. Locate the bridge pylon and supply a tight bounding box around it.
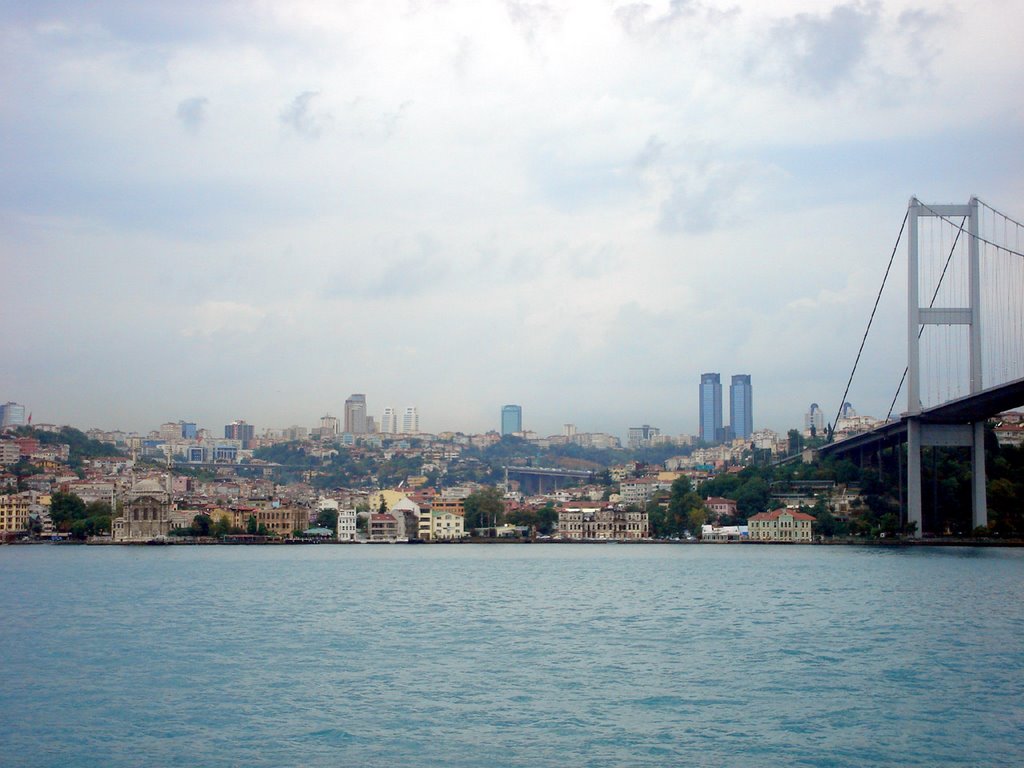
[906,197,987,537]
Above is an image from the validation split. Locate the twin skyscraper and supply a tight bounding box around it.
[699,373,752,443]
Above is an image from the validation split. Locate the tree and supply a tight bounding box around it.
[688,507,707,538]
[246,515,258,535]
[463,486,505,530]
[316,508,339,531]
[211,514,232,538]
[49,492,86,532]
[788,429,804,456]
[192,514,212,537]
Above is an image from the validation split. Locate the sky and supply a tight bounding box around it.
[2,0,1023,439]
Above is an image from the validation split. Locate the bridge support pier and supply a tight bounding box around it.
[972,421,988,531]
[907,419,922,537]
[907,419,987,537]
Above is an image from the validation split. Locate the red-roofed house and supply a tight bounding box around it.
[747,508,815,542]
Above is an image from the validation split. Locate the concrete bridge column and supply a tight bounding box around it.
[907,418,922,537]
[972,420,988,530]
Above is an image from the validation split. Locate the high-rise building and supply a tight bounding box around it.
[224,420,255,449]
[699,373,723,443]
[381,407,398,434]
[729,374,753,440]
[627,424,661,449]
[320,414,340,438]
[181,422,198,440]
[402,406,419,434]
[0,402,26,428]
[344,394,367,434]
[804,403,824,437]
[501,405,522,435]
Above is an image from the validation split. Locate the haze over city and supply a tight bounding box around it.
[2,1,1022,437]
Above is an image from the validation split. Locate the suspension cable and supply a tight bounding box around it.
[886,216,967,418]
[977,198,1024,232]
[829,211,908,440]
[917,201,1024,259]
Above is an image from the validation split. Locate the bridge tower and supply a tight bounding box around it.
[906,197,986,537]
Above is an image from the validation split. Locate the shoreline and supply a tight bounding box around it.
[6,537,1023,548]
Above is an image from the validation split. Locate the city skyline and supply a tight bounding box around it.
[2,2,1021,438]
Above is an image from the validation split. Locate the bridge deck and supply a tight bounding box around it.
[820,376,1024,458]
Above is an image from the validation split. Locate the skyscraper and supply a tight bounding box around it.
[402,406,419,434]
[804,403,824,437]
[729,374,753,440]
[320,414,339,438]
[699,373,723,443]
[381,407,398,434]
[0,402,26,428]
[224,420,255,449]
[501,404,522,435]
[344,394,367,434]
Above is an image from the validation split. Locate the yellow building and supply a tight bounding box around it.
[747,508,815,542]
[367,489,409,513]
[217,505,309,536]
[0,493,31,535]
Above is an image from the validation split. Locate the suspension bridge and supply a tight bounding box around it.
[819,197,1024,537]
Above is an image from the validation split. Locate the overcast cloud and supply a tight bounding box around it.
[2,0,1022,438]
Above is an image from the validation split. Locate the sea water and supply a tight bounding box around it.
[1,544,1021,767]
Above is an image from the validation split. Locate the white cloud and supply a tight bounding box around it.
[1,0,1022,435]
[182,301,268,338]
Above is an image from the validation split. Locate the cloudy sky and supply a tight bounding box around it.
[2,0,1022,438]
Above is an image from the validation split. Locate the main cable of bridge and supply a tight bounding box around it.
[828,211,908,440]
[918,200,1024,260]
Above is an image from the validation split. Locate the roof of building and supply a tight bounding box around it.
[705,496,737,505]
[748,508,816,522]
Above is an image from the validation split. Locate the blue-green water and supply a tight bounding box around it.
[1,544,1021,767]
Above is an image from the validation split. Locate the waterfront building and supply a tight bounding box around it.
[747,508,815,542]
[729,375,753,440]
[557,506,649,540]
[112,477,172,542]
[419,507,465,541]
[701,524,747,541]
[344,394,367,434]
[501,405,522,436]
[215,505,308,537]
[0,493,31,535]
[390,497,420,540]
[368,513,399,541]
[338,507,358,541]
[699,373,723,443]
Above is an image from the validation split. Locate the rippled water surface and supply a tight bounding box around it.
[1,544,1021,767]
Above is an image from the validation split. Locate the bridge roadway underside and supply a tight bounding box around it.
[820,376,1024,460]
[505,467,593,495]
